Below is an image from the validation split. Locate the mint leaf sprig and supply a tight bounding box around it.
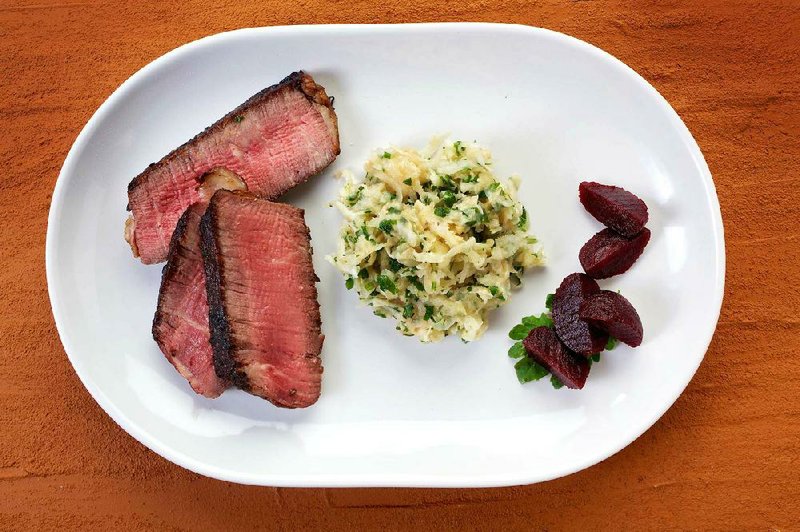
[507,305,555,386]
[508,293,617,389]
[508,313,553,341]
[515,357,549,383]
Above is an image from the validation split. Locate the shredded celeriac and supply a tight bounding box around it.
[327,136,544,342]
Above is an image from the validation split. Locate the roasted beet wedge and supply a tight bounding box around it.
[579,291,644,347]
[523,327,590,389]
[579,227,651,279]
[579,181,648,237]
[552,273,608,355]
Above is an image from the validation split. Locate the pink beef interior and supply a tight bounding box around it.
[202,190,323,408]
[152,203,228,398]
[127,71,340,264]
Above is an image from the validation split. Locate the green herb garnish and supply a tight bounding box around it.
[346,188,363,206]
[522,313,554,328]
[345,277,354,290]
[382,151,392,159]
[440,190,457,207]
[407,275,425,292]
[434,205,450,217]
[514,357,549,383]
[550,375,565,389]
[508,323,531,340]
[509,309,553,341]
[518,207,528,229]
[508,342,526,359]
[378,219,396,234]
[423,305,434,321]
[463,206,486,227]
[438,174,456,190]
[376,274,397,294]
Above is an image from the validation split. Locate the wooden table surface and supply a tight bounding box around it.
[2,1,798,529]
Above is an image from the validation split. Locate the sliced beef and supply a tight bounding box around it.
[200,190,323,408]
[523,327,590,390]
[551,273,608,356]
[579,181,648,237]
[580,291,644,347]
[152,203,228,398]
[579,227,651,279]
[126,71,340,264]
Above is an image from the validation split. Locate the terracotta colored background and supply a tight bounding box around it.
[1,0,799,529]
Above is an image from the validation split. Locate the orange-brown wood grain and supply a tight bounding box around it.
[1,1,799,529]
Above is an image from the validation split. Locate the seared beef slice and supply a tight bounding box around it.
[152,203,228,398]
[200,190,323,408]
[126,71,340,264]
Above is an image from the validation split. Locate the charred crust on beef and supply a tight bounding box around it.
[151,207,193,339]
[199,199,249,389]
[127,71,338,198]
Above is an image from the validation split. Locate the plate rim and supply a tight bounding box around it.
[46,22,726,487]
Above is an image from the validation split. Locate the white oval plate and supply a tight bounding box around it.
[47,23,724,487]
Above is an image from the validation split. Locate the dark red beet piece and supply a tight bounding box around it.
[579,181,649,237]
[579,291,644,347]
[579,227,651,279]
[551,273,608,356]
[523,327,590,389]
